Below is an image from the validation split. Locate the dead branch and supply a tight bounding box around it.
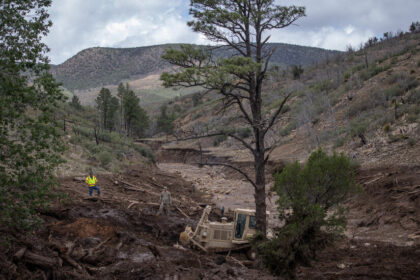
[226,256,245,267]
[194,161,257,189]
[13,247,27,260]
[175,206,190,219]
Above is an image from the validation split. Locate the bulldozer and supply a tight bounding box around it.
[179,205,268,254]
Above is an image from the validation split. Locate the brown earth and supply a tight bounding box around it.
[1,158,419,279]
[0,165,276,280]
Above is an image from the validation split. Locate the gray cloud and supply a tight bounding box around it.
[44,0,420,64]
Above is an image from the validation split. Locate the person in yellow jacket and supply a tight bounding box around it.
[85,170,100,197]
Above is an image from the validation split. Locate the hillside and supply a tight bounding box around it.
[51,43,339,91]
[158,31,420,168]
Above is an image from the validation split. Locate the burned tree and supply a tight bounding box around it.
[160,0,305,235]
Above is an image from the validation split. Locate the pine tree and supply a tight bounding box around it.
[123,90,149,137]
[160,0,305,234]
[96,87,119,131]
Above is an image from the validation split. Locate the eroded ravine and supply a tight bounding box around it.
[158,162,282,229]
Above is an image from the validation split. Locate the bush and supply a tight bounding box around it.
[333,136,346,148]
[417,59,420,67]
[383,124,391,133]
[213,134,228,146]
[385,85,404,100]
[408,138,415,147]
[280,122,296,137]
[349,118,369,138]
[254,150,359,278]
[98,150,112,167]
[236,127,252,139]
[359,64,390,81]
[407,89,420,104]
[134,145,155,163]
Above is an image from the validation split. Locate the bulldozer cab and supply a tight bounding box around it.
[232,209,257,243]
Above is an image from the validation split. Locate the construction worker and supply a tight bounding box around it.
[85,170,100,197]
[157,186,171,216]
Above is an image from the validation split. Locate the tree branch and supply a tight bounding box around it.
[196,161,257,189]
[263,91,293,135]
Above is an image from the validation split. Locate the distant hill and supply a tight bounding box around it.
[50,43,340,91]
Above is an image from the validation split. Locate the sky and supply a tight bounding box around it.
[44,0,420,64]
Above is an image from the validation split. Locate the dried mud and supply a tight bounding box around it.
[1,161,419,279]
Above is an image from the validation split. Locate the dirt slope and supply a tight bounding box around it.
[0,165,276,280]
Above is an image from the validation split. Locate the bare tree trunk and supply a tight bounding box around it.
[254,148,267,235]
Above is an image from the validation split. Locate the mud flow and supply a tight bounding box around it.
[0,166,276,280]
[1,161,419,279]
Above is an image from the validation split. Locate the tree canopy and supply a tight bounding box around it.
[0,0,65,229]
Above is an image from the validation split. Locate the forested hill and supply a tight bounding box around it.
[50,43,340,91]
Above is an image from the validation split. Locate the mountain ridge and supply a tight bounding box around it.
[50,43,340,91]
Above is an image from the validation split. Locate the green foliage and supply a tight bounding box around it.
[417,59,420,67]
[291,64,304,79]
[311,80,332,93]
[407,89,420,104]
[133,145,156,163]
[350,118,369,137]
[254,150,358,278]
[236,127,252,139]
[280,122,296,137]
[213,134,228,146]
[191,92,203,107]
[383,124,391,133]
[98,150,112,167]
[123,89,149,137]
[359,64,390,81]
[385,85,404,99]
[157,104,175,134]
[0,0,65,230]
[408,138,415,147]
[333,137,346,148]
[96,87,119,131]
[70,95,82,110]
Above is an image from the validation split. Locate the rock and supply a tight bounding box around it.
[405,241,414,247]
[337,263,346,269]
[364,242,370,247]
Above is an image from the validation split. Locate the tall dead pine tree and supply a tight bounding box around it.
[161,0,305,235]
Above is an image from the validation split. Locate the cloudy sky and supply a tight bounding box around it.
[44,0,420,64]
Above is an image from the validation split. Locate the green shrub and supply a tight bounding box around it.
[73,125,93,138]
[383,124,391,133]
[213,134,228,146]
[385,85,404,99]
[236,127,252,139]
[349,118,369,137]
[408,138,415,147]
[390,56,398,65]
[98,150,112,167]
[333,137,346,148]
[134,145,155,163]
[254,149,359,278]
[407,112,419,123]
[280,122,296,137]
[342,71,351,82]
[359,64,390,81]
[407,89,420,104]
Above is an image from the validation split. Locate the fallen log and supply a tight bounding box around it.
[23,251,58,268]
[226,256,245,268]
